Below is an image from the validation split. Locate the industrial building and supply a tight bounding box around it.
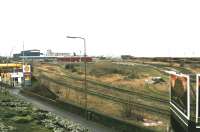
[13,49,42,58]
[12,49,93,63]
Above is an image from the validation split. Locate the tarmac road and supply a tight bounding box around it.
[10,88,115,132]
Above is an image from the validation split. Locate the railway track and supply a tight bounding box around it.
[62,73,169,104]
[36,64,169,104]
[39,74,170,116]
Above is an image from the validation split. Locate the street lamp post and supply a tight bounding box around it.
[79,50,82,73]
[66,36,88,118]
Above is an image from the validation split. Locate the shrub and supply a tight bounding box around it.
[121,97,134,118]
[89,63,124,77]
[71,68,77,72]
[65,63,79,73]
[3,113,16,118]
[121,97,144,121]
[127,70,139,79]
[12,115,33,123]
[65,64,74,69]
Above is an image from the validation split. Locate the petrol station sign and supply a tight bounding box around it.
[23,65,31,86]
[23,65,31,73]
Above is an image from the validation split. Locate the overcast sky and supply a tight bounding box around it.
[0,0,200,57]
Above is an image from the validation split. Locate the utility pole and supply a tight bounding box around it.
[7,45,15,87]
[23,41,25,65]
[80,50,81,72]
[22,41,26,88]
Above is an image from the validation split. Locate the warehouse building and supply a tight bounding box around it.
[13,49,42,58]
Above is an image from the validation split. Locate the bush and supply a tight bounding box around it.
[3,113,16,118]
[89,64,124,77]
[121,97,134,118]
[127,70,139,79]
[12,115,33,123]
[121,97,144,121]
[71,68,77,72]
[77,71,84,75]
[65,63,78,73]
[65,64,75,69]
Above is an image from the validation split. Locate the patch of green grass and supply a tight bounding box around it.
[9,121,51,132]
[12,115,33,123]
[0,91,52,132]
